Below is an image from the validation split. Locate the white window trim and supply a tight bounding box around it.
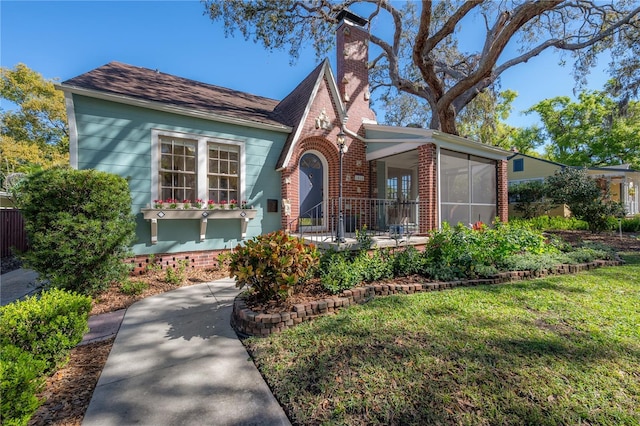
[151,129,245,203]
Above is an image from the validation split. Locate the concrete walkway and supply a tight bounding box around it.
[0,268,41,305]
[83,279,291,426]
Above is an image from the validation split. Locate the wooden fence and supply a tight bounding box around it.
[1,209,28,258]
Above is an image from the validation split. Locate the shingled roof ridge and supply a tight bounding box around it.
[64,60,281,104]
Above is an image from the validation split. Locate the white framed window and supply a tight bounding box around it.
[151,130,244,204]
[159,136,198,201]
[208,143,239,203]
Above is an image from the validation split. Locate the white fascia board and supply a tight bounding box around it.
[363,123,509,161]
[431,130,510,159]
[56,84,293,134]
[64,92,78,169]
[366,141,428,162]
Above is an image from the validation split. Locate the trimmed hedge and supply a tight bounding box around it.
[0,345,47,426]
[0,288,92,373]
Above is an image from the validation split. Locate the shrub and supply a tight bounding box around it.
[319,251,364,294]
[13,167,136,294]
[422,223,476,280]
[0,288,92,373]
[391,246,424,277]
[422,221,558,280]
[228,231,319,301]
[359,249,393,283]
[120,279,148,295]
[620,215,640,232]
[545,168,625,233]
[164,260,189,285]
[508,180,553,219]
[0,345,47,426]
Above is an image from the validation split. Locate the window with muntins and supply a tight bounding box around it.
[208,143,239,203]
[159,136,197,201]
[152,130,244,205]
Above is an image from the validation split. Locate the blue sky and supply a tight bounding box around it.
[1,1,612,129]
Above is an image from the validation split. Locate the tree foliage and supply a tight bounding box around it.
[508,180,553,219]
[13,168,136,295]
[527,90,640,169]
[545,167,625,232]
[203,0,640,135]
[1,64,69,187]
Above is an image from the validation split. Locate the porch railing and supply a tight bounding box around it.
[287,198,427,243]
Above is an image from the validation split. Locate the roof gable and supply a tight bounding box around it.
[61,61,287,129]
[275,59,346,170]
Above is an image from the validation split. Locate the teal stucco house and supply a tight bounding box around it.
[59,12,510,271]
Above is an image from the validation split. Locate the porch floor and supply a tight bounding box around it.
[290,232,429,251]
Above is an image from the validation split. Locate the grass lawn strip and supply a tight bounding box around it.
[246,253,640,425]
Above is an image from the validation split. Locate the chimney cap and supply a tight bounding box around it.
[335,9,368,27]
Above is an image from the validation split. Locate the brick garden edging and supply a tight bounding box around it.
[231,259,622,337]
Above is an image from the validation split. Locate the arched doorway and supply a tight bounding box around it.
[299,152,326,229]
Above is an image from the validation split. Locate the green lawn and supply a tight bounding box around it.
[246,253,640,425]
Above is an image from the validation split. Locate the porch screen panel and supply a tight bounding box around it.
[159,136,197,201]
[440,149,497,226]
[208,143,239,204]
[470,155,497,223]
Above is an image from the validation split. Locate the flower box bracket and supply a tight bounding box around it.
[141,208,257,244]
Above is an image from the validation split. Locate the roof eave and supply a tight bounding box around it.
[56,84,293,133]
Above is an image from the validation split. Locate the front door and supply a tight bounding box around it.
[299,153,324,227]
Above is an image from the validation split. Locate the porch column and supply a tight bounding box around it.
[497,159,509,223]
[418,143,438,232]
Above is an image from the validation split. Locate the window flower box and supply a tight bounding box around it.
[141,208,257,244]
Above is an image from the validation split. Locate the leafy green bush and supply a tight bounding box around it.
[0,288,92,373]
[319,251,365,294]
[0,345,47,426]
[545,168,625,233]
[120,279,148,295]
[422,221,559,280]
[391,246,424,277]
[228,231,319,301]
[508,180,553,219]
[620,216,640,232]
[358,249,393,283]
[13,167,136,294]
[164,260,189,285]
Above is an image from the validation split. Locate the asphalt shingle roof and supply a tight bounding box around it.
[62,61,287,128]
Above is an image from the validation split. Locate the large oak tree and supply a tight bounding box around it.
[204,0,640,136]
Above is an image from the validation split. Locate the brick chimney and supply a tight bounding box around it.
[336,10,376,125]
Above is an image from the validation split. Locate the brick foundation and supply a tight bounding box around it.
[128,249,227,275]
[231,259,621,337]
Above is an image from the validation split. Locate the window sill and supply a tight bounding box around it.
[141,208,257,244]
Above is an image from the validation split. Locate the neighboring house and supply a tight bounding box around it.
[58,11,510,267]
[507,152,569,217]
[587,165,639,216]
[508,152,639,217]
